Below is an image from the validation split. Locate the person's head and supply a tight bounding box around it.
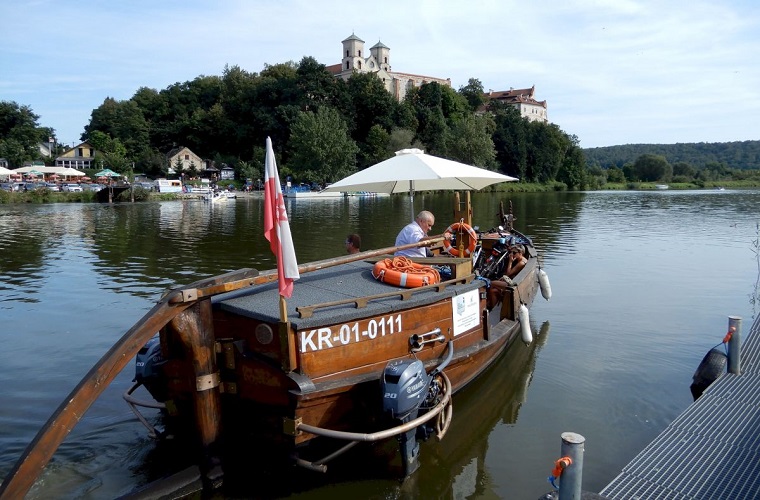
[415,210,435,235]
[346,234,361,254]
[509,244,525,256]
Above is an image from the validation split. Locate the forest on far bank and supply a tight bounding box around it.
[584,140,760,171]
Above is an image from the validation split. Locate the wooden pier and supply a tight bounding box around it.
[601,314,760,499]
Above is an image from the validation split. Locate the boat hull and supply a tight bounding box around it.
[148,254,538,463]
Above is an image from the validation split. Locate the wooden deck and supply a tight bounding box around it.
[600,314,760,499]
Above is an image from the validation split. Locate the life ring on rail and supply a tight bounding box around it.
[372,256,441,288]
[442,222,478,257]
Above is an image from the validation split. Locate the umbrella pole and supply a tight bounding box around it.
[409,180,415,222]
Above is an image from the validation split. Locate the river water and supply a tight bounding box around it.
[1,189,758,499]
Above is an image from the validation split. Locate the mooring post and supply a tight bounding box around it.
[559,432,585,500]
[728,316,742,375]
[169,299,223,490]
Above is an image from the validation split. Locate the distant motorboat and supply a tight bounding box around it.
[203,191,227,203]
[655,184,669,190]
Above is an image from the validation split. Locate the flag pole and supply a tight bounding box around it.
[279,296,288,323]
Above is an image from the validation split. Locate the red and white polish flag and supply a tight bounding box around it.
[263,137,299,297]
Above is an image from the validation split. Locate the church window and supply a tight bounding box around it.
[359,50,362,57]
[346,50,349,57]
[358,61,362,69]
[345,61,349,69]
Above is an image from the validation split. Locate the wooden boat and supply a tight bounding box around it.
[0,194,548,499]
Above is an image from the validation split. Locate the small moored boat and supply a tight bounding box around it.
[203,190,228,203]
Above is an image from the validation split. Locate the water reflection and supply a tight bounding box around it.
[1,190,759,499]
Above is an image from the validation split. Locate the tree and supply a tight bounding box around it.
[606,166,626,183]
[84,98,149,164]
[445,114,496,167]
[387,127,419,155]
[288,106,358,184]
[403,83,450,156]
[0,101,47,167]
[346,72,398,156]
[172,156,184,176]
[489,101,528,179]
[525,122,565,183]
[88,130,129,172]
[361,125,391,168]
[458,78,487,111]
[672,161,696,179]
[236,159,261,186]
[557,144,587,189]
[633,154,670,182]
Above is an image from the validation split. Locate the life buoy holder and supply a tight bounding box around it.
[443,222,478,257]
[372,256,441,288]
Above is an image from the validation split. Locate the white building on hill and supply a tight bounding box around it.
[326,33,451,101]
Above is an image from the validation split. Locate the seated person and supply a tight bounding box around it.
[505,244,528,278]
[486,244,528,309]
[346,233,361,254]
[394,210,436,258]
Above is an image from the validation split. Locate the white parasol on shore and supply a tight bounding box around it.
[323,148,517,220]
[0,166,14,180]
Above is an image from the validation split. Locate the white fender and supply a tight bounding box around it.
[538,269,552,301]
[519,304,532,344]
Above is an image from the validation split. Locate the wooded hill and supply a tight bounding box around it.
[583,140,760,170]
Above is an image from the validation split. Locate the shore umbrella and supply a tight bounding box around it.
[323,148,518,221]
[94,168,120,178]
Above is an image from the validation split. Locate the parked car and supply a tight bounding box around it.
[83,184,105,192]
[63,184,83,192]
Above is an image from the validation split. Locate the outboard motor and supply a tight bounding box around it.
[134,335,168,402]
[382,359,430,476]
[381,342,454,477]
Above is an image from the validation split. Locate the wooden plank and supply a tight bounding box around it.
[0,269,256,500]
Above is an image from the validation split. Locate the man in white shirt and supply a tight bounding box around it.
[394,210,435,257]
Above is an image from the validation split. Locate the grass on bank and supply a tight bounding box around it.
[3,180,760,204]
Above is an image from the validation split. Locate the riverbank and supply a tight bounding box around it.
[2,181,759,204]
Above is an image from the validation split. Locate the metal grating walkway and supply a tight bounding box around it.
[601,315,760,499]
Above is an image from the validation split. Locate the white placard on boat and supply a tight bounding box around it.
[452,289,480,336]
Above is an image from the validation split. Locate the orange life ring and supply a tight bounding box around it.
[372,256,441,288]
[443,222,478,257]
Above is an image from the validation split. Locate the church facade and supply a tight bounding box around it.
[326,33,451,101]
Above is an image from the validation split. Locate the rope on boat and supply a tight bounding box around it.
[296,371,451,443]
[123,381,165,439]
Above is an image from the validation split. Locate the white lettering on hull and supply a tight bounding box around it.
[299,314,403,353]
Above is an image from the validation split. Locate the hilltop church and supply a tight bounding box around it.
[326,33,452,102]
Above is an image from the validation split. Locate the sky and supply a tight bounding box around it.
[2,0,759,150]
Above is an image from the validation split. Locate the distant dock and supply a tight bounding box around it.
[600,315,760,498]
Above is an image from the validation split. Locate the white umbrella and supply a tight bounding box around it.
[323,148,517,220]
[58,167,86,177]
